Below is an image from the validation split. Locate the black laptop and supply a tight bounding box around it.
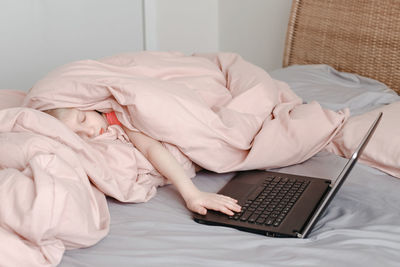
[193,112,382,238]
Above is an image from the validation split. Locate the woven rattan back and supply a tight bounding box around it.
[284,0,400,94]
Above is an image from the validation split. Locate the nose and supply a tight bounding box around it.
[77,126,95,138]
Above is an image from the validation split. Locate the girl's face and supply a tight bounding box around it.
[58,108,108,138]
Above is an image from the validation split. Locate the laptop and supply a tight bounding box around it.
[193,112,382,238]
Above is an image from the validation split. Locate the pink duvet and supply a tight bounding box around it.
[23,52,348,172]
[1,52,398,266]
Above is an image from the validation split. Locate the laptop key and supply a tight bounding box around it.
[265,219,274,226]
[248,214,259,223]
[273,177,281,182]
[256,217,266,224]
[248,186,265,201]
[240,211,253,221]
[273,221,281,227]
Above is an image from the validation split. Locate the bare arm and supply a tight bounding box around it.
[122,126,241,215]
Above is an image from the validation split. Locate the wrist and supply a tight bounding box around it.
[176,180,201,202]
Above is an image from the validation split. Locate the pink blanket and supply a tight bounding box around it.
[325,101,400,178]
[0,107,171,266]
[23,52,347,172]
[7,51,398,266]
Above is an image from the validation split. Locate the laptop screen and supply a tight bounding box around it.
[299,112,382,238]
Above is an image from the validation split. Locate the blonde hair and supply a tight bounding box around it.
[43,108,69,120]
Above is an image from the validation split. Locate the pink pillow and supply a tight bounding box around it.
[0,90,26,109]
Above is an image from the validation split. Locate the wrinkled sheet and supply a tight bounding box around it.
[270,64,400,116]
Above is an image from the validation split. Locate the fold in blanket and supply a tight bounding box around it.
[0,108,168,266]
[3,52,354,265]
[23,52,348,172]
[325,101,400,178]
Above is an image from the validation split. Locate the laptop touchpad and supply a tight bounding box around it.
[219,182,256,202]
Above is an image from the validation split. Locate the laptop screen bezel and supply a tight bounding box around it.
[298,112,383,238]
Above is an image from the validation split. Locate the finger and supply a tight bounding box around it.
[231,203,242,212]
[216,197,241,211]
[201,199,229,214]
[196,206,207,215]
[220,207,235,216]
[215,197,240,210]
[206,199,240,215]
[217,194,238,203]
[222,200,241,212]
[210,204,235,216]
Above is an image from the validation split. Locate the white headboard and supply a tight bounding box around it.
[0,0,144,91]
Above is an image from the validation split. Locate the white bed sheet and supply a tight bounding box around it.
[270,64,400,115]
[53,65,400,266]
[60,152,400,267]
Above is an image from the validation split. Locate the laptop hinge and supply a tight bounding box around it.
[296,232,304,238]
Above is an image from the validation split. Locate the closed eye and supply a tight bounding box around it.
[79,111,86,123]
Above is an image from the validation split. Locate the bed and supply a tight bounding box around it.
[1,0,400,266]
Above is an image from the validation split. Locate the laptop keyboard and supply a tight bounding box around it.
[228,175,310,227]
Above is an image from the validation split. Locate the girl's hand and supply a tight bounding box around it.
[184,190,241,216]
[121,129,241,216]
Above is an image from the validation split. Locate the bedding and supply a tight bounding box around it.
[3,52,347,265]
[271,65,400,178]
[23,52,347,173]
[1,54,400,266]
[22,52,400,177]
[60,153,400,267]
[270,64,400,115]
[0,89,26,109]
[0,108,164,266]
[56,63,399,267]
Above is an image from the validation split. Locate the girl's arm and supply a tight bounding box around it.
[123,126,241,216]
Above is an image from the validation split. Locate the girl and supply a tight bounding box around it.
[45,108,242,216]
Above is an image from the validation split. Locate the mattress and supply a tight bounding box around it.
[56,65,400,267]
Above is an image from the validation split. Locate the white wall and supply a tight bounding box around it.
[218,0,292,71]
[144,0,219,54]
[144,0,292,71]
[0,0,144,91]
